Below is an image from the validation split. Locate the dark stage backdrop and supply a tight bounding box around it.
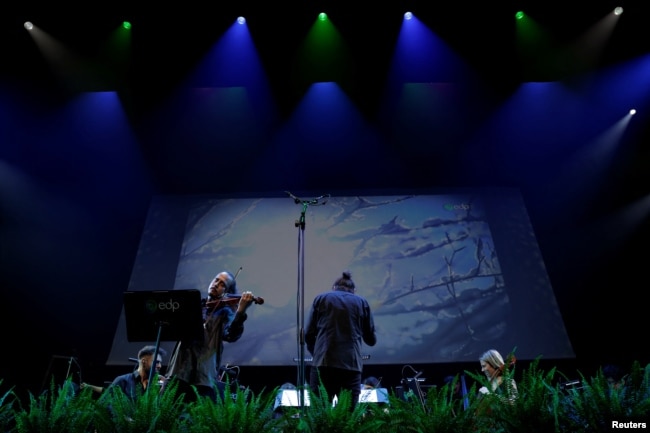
[107,188,574,367]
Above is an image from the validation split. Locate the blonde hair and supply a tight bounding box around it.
[479,349,505,370]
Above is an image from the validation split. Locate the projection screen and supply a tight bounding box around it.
[107,188,574,367]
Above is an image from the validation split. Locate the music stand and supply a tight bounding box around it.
[39,355,81,394]
[399,371,427,411]
[123,289,204,391]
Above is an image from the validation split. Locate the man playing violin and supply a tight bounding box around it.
[164,271,256,403]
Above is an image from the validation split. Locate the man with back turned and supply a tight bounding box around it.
[306,270,377,408]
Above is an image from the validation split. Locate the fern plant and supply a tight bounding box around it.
[183,384,279,433]
[276,385,385,433]
[623,361,650,419]
[14,378,95,433]
[558,361,650,433]
[92,378,189,433]
[4,362,650,432]
[0,379,18,433]
[377,378,473,433]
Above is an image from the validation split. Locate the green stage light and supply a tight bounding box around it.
[292,10,350,91]
[122,21,131,30]
[515,11,525,20]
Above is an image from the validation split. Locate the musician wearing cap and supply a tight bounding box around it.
[164,270,256,403]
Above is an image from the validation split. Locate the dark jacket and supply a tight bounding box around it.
[166,305,247,388]
[305,290,377,372]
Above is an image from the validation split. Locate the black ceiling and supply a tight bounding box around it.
[3,0,649,111]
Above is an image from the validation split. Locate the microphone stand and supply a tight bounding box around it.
[65,357,74,382]
[147,321,165,393]
[285,191,328,416]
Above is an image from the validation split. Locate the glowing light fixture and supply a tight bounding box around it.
[614,7,623,15]
[515,11,525,20]
[237,16,246,24]
[404,12,413,20]
[318,12,328,21]
[630,109,636,115]
[122,21,131,29]
[24,21,33,30]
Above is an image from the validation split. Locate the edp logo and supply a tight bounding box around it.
[443,203,471,211]
[145,299,180,312]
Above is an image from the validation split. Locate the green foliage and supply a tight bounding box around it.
[280,385,384,433]
[379,378,472,433]
[0,379,19,433]
[183,383,278,432]
[558,361,650,433]
[14,378,96,433]
[625,361,650,416]
[92,378,188,433]
[4,362,650,433]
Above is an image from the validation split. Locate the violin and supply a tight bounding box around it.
[498,353,517,375]
[203,293,265,310]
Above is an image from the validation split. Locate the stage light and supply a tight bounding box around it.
[614,7,623,15]
[629,109,636,115]
[237,16,246,24]
[318,12,327,21]
[515,11,525,20]
[404,12,413,20]
[24,21,33,30]
[122,21,131,29]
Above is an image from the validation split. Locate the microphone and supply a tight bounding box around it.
[314,194,330,205]
[284,191,301,204]
[285,191,330,206]
[129,357,139,363]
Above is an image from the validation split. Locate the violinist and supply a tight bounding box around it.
[164,270,256,403]
[478,349,518,404]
